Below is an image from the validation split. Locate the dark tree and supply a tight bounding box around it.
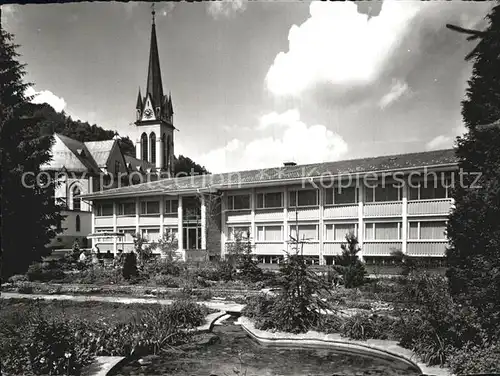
[0,30,64,279]
[446,3,500,332]
[333,233,366,288]
[173,155,210,176]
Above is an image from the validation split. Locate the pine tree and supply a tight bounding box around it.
[446,3,500,332]
[0,29,64,280]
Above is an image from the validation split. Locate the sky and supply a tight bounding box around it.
[1,1,494,173]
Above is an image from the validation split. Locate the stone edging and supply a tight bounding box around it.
[239,317,453,376]
[86,356,126,376]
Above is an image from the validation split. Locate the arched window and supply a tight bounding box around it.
[166,135,171,170]
[150,132,156,164]
[76,215,81,232]
[141,133,148,161]
[72,185,81,211]
[162,133,167,168]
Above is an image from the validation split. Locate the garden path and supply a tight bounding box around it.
[0,292,245,313]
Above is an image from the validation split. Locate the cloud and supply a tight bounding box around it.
[379,80,410,109]
[197,109,348,173]
[158,3,176,17]
[266,0,423,97]
[124,2,139,18]
[1,4,17,26]
[207,0,247,20]
[25,87,67,113]
[426,124,467,151]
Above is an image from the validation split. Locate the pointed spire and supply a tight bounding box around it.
[146,3,164,110]
[136,88,142,110]
[168,92,173,114]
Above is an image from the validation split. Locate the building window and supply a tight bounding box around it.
[141,228,160,242]
[409,179,449,200]
[117,201,136,216]
[150,132,156,164]
[365,222,401,240]
[140,200,160,215]
[228,226,251,241]
[165,199,179,214]
[162,133,167,168]
[256,225,282,242]
[72,185,81,211]
[76,215,80,232]
[256,192,283,209]
[289,224,318,241]
[365,184,401,203]
[325,186,358,205]
[257,255,284,264]
[164,227,178,242]
[141,133,148,162]
[118,228,136,242]
[303,256,320,265]
[409,221,447,240]
[115,160,120,175]
[227,194,250,210]
[289,189,318,207]
[96,203,113,216]
[325,223,358,241]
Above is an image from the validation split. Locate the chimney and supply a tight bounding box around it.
[283,161,297,167]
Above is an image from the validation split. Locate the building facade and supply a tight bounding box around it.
[82,149,457,265]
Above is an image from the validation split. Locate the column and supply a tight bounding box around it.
[201,194,207,250]
[220,193,227,259]
[402,183,408,255]
[178,196,184,260]
[135,197,140,237]
[112,201,117,255]
[91,199,95,249]
[319,187,324,265]
[283,187,289,253]
[250,188,256,248]
[156,138,162,170]
[357,184,364,262]
[159,197,165,256]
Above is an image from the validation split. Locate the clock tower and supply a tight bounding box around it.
[134,7,175,176]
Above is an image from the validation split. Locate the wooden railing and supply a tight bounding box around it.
[407,199,452,216]
[407,241,447,257]
[363,202,402,217]
[323,204,358,219]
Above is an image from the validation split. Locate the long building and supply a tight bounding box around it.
[81,10,457,266]
[82,148,457,266]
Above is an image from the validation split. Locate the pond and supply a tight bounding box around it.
[114,316,421,376]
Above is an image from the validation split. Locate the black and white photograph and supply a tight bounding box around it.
[1,1,500,375]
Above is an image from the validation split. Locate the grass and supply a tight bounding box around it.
[0,298,185,326]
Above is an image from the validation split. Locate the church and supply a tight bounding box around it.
[80,10,457,267]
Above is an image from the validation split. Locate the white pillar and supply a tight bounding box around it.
[135,197,140,237]
[112,201,117,255]
[220,193,226,259]
[178,196,184,260]
[357,184,364,262]
[159,197,165,256]
[250,188,256,249]
[135,139,141,160]
[91,200,95,249]
[402,182,408,255]
[318,187,324,265]
[201,194,207,250]
[283,187,289,253]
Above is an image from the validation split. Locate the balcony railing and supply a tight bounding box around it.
[287,207,320,221]
[407,241,447,257]
[363,202,402,217]
[362,241,402,256]
[254,209,284,222]
[253,242,286,254]
[323,204,358,219]
[407,199,452,216]
[227,210,252,223]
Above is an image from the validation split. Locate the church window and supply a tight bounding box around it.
[150,132,156,164]
[141,133,148,161]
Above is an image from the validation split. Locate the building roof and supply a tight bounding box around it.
[146,12,164,110]
[124,154,156,173]
[84,140,115,168]
[42,134,101,173]
[82,148,457,200]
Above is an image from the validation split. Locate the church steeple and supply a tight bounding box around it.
[146,6,164,113]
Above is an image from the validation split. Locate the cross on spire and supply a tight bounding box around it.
[151,3,155,25]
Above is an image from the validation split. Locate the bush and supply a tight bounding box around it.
[313,314,344,334]
[122,252,138,280]
[164,299,209,328]
[448,343,500,374]
[26,263,65,282]
[8,274,28,283]
[333,233,366,288]
[340,313,395,341]
[152,274,180,287]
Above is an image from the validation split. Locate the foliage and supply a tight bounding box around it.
[151,274,180,287]
[26,262,65,282]
[67,265,124,285]
[389,249,422,276]
[447,342,500,374]
[333,233,366,288]
[0,30,65,280]
[340,313,395,341]
[173,155,210,176]
[313,314,344,334]
[122,252,139,280]
[226,231,263,283]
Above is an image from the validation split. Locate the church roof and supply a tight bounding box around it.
[84,140,116,168]
[42,134,101,173]
[124,155,156,173]
[82,148,458,199]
